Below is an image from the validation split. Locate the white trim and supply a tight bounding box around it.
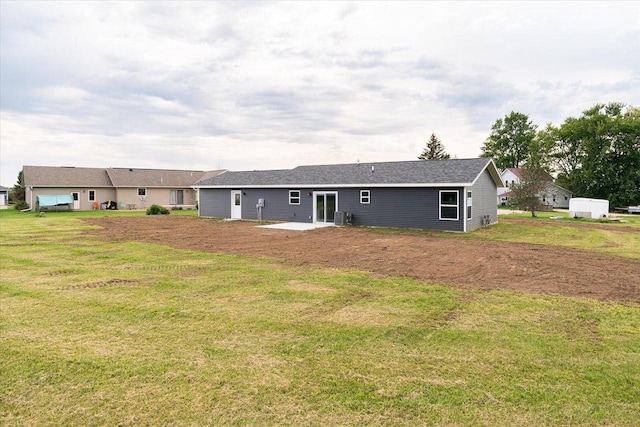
[312,191,338,223]
[230,190,242,219]
[194,182,473,189]
[439,190,459,221]
[360,189,370,204]
[88,189,96,202]
[289,190,301,205]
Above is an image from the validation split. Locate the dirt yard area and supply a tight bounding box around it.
[84,216,640,301]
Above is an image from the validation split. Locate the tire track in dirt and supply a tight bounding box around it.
[84,216,640,301]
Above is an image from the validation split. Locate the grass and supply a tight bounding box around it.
[472,210,640,259]
[1,210,639,425]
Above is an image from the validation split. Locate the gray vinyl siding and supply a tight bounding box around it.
[338,187,464,231]
[467,169,498,231]
[241,189,314,222]
[200,187,466,231]
[199,188,231,218]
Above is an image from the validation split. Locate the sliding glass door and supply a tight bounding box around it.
[313,192,337,223]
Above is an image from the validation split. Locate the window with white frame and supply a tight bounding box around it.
[138,188,146,197]
[466,191,472,220]
[439,190,459,220]
[289,190,300,205]
[88,190,96,202]
[360,190,370,204]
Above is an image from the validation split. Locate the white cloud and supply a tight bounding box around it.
[1,1,639,186]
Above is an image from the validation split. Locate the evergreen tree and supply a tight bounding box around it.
[418,133,450,160]
[9,170,25,203]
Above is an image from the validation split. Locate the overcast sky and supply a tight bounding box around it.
[1,1,638,187]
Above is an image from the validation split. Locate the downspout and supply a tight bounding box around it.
[463,187,467,233]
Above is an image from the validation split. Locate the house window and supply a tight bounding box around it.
[467,191,472,220]
[138,188,146,197]
[88,190,96,202]
[440,190,459,221]
[289,190,300,205]
[170,190,184,205]
[360,190,370,204]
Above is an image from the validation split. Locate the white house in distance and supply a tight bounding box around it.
[497,168,572,209]
[0,185,9,207]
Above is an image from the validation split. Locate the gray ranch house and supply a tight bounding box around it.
[195,158,503,232]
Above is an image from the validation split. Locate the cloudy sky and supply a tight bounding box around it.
[1,1,638,187]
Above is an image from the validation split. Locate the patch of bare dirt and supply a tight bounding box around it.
[84,216,640,302]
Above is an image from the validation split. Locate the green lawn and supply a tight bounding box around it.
[1,210,639,425]
[472,211,640,259]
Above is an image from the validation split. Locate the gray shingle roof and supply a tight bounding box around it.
[23,166,113,187]
[106,168,208,187]
[23,165,221,188]
[196,158,501,188]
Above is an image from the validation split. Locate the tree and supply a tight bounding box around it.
[480,112,537,169]
[9,170,25,204]
[507,133,554,217]
[418,133,450,160]
[551,103,640,207]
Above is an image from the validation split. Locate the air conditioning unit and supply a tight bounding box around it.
[334,211,346,226]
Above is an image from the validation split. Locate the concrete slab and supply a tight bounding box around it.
[256,222,335,231]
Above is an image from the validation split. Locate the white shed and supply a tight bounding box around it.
[569,198,609,219]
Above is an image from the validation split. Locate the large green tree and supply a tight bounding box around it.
[481,112,537,170]
[418,133,450,160]
[552,103,640,207]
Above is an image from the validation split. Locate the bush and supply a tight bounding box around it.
[14,201,28,211]
[146,204,170,215]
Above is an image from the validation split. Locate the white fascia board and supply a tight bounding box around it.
[470,159,504,187]
[194,183,472,189]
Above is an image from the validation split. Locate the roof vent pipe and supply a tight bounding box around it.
[371,166,374,173]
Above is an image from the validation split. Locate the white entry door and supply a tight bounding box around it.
[230,190,242,219]
[71,192,80,210]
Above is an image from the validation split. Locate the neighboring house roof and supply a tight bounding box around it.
[502,167,554,182]
[196,158,503,188]
[23,165,221,188]
[106,168,208,187]
[0,185,9,192]
[24,166,113,187]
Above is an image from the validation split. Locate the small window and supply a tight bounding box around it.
[467,191,472,220]
[439,190,459,221]
[289,190,300,205]
[138,188,146,197]
[360,190,370,204]
[88,190,96,202]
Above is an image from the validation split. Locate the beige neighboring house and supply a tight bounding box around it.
[23,166,225,211]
